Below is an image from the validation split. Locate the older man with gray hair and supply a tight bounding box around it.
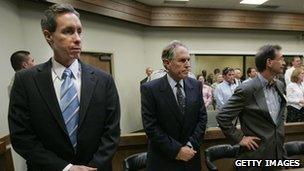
[141,41,207,171]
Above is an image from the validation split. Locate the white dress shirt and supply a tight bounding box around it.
[287,82,304,110]
[257,74,281,124]
[51,58,81,171]
[214,80,237,110]
[285,66,295,86]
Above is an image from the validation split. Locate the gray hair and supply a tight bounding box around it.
[41,3,80,33]
[161,40,188,60]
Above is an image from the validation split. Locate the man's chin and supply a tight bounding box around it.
[71,54,80,59]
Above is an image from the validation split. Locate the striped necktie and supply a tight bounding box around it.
[176,83,185,114]
[60,68,79,150]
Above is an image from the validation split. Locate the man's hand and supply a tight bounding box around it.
[176,146,197,161]
[69,165,97,171]
[239,136,261,150]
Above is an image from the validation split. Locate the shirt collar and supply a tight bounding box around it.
[167,74,184,89]
[52,58,80,80]
[257,73,269,88]
[223,80,232,86]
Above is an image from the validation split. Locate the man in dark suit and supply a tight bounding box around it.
[140,67,153,85]
[8,4,120,171]
[217,45,286,170]
[141,41,207,171]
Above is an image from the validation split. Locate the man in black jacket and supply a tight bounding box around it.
[141,41,207,171]
[8,4,120,171]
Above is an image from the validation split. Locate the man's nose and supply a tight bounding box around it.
[74,32,81,44]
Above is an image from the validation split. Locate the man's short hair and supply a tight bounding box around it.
[10,50,30,71]
[247,67,253,76]
[222,67,234,75]
[255,45,282,72]
[41,3,79,33]
[161,40,188,61]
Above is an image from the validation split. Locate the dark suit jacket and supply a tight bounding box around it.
[140,77,148,86]
[8,59,120,171]
[141,75,207,171]
[217,76,286,161]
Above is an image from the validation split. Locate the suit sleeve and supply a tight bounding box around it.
[141,84,182,159]
[188,82,207,151]
[89,75,120,169]
[216,85,246,144]
[8,72,69,171]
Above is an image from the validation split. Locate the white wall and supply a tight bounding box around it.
[0,0,24,137]
[0,1,27,171]
[143,27,304,70]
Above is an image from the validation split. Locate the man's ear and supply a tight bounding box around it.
[162,59,170,69]
[43,30,53,45]
[266,58,272,67]
[21,61,28,69]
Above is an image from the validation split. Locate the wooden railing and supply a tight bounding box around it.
[0,135,14,171]
[3,123,304,171]
[113,123,304,171]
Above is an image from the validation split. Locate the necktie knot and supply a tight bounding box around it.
[175,83,182,88]
[62,69,72,79]
[267,80,276,89]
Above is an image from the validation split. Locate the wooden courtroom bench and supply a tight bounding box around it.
[112,122,304,171]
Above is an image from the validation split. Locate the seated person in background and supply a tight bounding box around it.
[243,67,257,83]
[286,67,304,122]
[214,67,236,110]
[197,75,213,108]
[234,68,243,86]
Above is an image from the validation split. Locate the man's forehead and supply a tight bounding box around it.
[55,13,82,26]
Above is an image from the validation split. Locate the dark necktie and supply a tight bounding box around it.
[176,83,185,114]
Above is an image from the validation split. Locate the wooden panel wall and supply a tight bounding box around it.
[40,0,304,31]
[45,0,151,25]
[150,7,304,31]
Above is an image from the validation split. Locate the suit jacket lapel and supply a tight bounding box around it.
[78,62,97,129]
[252,77,275,125]
[34,59,68,135]
[182,78,194,133]
[159,75,183,126]
[274,81,287,125]
[184,78,193,115]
